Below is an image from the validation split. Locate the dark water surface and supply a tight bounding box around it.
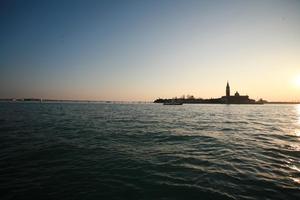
[0,103,299,199]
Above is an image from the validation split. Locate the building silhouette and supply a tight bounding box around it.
[226,81,230,97]
[221,82,255,104]
[154,81,261,104]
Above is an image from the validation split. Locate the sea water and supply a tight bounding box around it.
[0,103,299,199]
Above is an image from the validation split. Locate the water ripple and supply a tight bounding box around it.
[0,103,299,199]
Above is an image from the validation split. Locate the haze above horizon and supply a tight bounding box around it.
[1,0,300,101]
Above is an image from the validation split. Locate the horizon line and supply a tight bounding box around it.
[1,98,300,104]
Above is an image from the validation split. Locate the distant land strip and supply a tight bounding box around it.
[0,98,299,104]
[265,102,300,104]
[0,98,151,104]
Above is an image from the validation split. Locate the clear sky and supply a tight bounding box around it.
[1,0,300,101]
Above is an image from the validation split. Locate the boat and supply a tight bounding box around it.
[163,101,183,105]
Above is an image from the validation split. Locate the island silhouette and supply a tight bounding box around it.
[154,82,266,105]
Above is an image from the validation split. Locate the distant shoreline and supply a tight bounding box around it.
[265,102,300,105]
[0,98,299,105]
[0,99,152,104]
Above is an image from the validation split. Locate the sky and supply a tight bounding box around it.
[0,0,300,101]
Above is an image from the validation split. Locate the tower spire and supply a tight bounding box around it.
[226,81,230,97]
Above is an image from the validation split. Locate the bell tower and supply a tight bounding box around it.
[226,81,230,97]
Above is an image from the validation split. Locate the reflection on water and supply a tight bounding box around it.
[294,105,300,137]
[289,105,300,185]
[297,104,300,124]
[292,178,300,184]
[291,165,300,172]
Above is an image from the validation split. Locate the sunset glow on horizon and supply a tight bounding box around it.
[1,0,300,101]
